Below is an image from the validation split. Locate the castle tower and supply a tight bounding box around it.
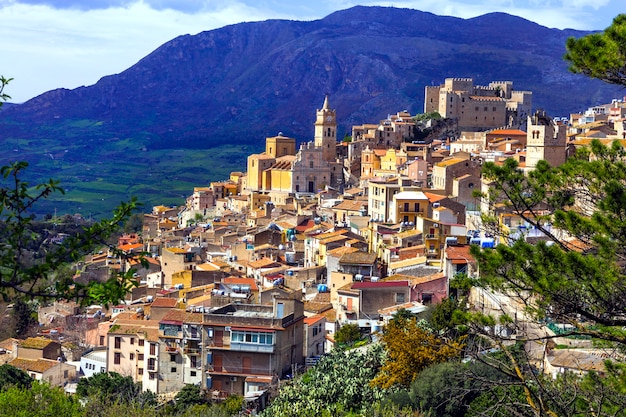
[314,95,337,162]
[525,110,567,169]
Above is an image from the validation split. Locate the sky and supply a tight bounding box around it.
[1,0,624,103]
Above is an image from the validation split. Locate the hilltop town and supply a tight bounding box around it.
[3,77,626,409]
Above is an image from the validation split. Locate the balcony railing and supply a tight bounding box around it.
[184,347,201,355]
[229,343,275,353]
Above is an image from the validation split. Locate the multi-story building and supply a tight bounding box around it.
[390,190,429,224]
[202,298,305,396]
[245,96,343,197]
[431,152,482,197]
[303,315,326,360]
[105,319,161,392]
[525,110,567,170]
[160,246,204,288]
[157,310,204,394]
[424,78,532,131]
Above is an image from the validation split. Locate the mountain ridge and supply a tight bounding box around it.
[0,6,621,216]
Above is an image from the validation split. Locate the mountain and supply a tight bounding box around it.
[0,6,621,217]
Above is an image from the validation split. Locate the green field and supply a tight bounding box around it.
[1,127,258,218]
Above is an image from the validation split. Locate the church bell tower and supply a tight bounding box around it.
[314,95,337,162]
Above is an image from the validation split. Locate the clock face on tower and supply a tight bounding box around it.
[326,115,333,122]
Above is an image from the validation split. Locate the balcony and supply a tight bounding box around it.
[229,343,275,353]
[184,347,201,355]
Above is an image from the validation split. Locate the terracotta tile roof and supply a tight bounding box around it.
[423,192,447,202]
[338,251,377,265]
[435,157,466,168]
[445,245,475,263]
[151,297,178,308]
[304,314,326,326]
[331,200,367,212]
[248,257,282,269]
[408,272,446,285]
[352,280,409,289]
[118,243,144,252]
[160,309,203,324]
[165,247,189,254]
[327,246,359,257]
[307,292,329,304]
[223,277,258,291]
[487,129,527,136]
[10,358,59,374]
[0,338,18,351]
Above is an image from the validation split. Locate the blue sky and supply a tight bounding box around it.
[1,0,624,103]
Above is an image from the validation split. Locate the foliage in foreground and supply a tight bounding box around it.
[371,315,464,389]
[261,345,395,416]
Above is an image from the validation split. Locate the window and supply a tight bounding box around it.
[138,368,144,375]
[190,371,196,377]
[99,336,104,346]
[396,293,405,303]
[64,370,68,378]
[171,367,177,373]
[114,337,121,349]
[170,354,177,362]
[309,161,314,168]
[149,373,156,380]
[191,356,197,368]
[138,354,144,361]
[148,358,156,371]
[130,338,134,345]
[150,343,156,355]
[114,352,121,365]
[231,330,274,345]
[130,353,135,360]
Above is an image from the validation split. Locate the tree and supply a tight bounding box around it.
[370,316,464,389]
[123,212,144,233]
[76,371,142,404]
[0,380,84,417]
[564,14,626,86]
[0,77,142,306]
[470,141,626,415]
[334,322,362,346]
[0,76,11,104]
[0,364,32,391]
[172,384,206,413]
[261,345,390,416]
[0,161,142,305]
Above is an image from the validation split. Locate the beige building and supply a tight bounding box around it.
[431,152,482,197]
[245,96,343,197]
[525,110,567,170]
[390,190,429,224]
[424,78,532,132]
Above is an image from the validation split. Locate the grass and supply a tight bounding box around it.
[1,129,257,218]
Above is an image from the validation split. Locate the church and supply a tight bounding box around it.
[245,96,344,197]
